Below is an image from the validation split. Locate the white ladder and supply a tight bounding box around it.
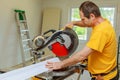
[14,10,33,66]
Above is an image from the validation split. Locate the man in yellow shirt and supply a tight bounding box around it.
[46,1,119,80]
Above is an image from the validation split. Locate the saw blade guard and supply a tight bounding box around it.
[32,28,79,57]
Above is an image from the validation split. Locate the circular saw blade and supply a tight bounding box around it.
[62,28,79,56]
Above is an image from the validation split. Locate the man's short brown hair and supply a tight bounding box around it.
[79,1,101,19]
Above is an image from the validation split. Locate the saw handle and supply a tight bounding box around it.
[43,29,56,35]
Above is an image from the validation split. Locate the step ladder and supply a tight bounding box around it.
[14,10,33,66]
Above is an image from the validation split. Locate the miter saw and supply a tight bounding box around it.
[32,28,87,80]
[32,27,79,59]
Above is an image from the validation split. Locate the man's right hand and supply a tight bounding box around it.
[65,21,75,29]
[45,61,64,70]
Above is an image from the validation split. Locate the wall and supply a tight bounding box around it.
[41,0,70,27]
[0,0,42,69]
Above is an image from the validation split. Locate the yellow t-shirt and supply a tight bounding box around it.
[86,19,117,79]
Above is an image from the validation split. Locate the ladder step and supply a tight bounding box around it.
[23,44,29,47]
[20,20,27,23]
[21,30,29,32]
[24,48,32,52]
[22,39,30,42]
[21,33,29,36]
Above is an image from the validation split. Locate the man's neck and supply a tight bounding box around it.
[93,17,105,27]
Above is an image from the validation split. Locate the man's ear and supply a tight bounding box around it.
[90,13,95,19]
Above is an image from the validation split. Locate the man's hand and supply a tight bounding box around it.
[45,61,64,70]
[65,21,75,29]
[96,75,104,80]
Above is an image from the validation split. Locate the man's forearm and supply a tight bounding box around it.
[61,56,81,68]
[61,46,93,68]
[65,20,86,29]
[72,21,86,27]
[61,52,86,68]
